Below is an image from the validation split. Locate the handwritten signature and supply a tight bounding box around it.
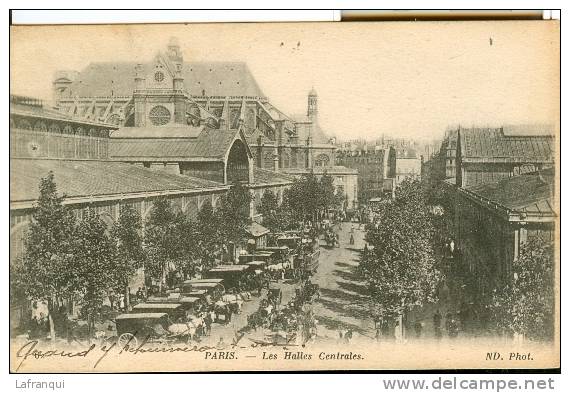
[14,334,299,371]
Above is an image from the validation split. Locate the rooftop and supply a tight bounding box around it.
[111,125,203,139]
[10,158,226,205]
[109,127,240,161]
[246,222,270,237]
[10,95,117,129]
[459,127,554,164]
[460,168,556,218]
[59,61,265,99]
[283,165,358,175]
[251,167,295,186]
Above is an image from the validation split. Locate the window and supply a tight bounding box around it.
[154,71,165,82]
[149,105,171,126]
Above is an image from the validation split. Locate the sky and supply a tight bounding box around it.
[10,21,559,142]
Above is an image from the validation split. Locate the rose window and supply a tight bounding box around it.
[149,105,171,126]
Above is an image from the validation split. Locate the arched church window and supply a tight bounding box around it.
[107,114,121,126]
[282,153,290,168]
[246,108,256,129]
[149,105,171,126]
[264,152,274,168]
[230,109,240,129]
[315,153,330,167]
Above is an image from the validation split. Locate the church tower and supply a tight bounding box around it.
[133,37,186,127]
[307,87,318,122]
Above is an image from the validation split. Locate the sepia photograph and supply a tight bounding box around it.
[8,17,560,373]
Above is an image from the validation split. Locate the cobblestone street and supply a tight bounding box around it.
[311,222,376,343]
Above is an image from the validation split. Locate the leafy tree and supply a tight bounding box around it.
[217,182,252,258]
[68,209,118,337]
[259,190,278,218]
[18,171,76,339]
[278,188,298,230]
[260,190,283,232]
[111,204,145,309]
[196,200,222,268]
[288,171,321,224]
[144,198,181,291]
[318,172,337,215]
[359,179,440,323]
[490,237,555,341]
[175,213,199,279]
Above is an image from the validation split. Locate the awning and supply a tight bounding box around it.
[245,222,270,238]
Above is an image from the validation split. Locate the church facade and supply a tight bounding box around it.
[52,38,357,209]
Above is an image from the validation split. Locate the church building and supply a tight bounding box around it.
[52,37,357,210]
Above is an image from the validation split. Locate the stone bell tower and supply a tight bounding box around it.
[307,87,318,122]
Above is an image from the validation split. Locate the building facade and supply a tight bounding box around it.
[454,168,556,300]
[455,126,554,188]
[335,146,396,204]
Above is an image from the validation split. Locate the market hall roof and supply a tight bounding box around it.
[59,62,266,98]
[458,126,554,164]
[283,166,358,175]
[10,158,227,207]
[251,167,295,187]
[459,168,556,219]
[109,126,243,162]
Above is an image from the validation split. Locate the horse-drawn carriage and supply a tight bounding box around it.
[256,246,291,264]
[131,303,186,320]
[268,286,283,306]
[324,230,339,248]
[204,265,251,291]
[146,296,203,317]
[113,312,186,347]
[275,234,302,250]
[180,279,225,301]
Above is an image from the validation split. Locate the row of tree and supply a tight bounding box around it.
[360,176,555,342]
[258,171,345,233]
[11,170,345,340]
[11,172,252,339]
[359,178,441,324]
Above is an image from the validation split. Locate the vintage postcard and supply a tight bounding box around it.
[9,20,560,372]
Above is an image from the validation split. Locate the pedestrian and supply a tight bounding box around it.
[345,329,353,344]
[204,312,212,336]
[394,321,402,342]
[109,291,116,310]
[458,303,468,333]
[445,312,457,338]
[414,321,423,338]
[433,310,442,339]
[337,329,344,344]
[29,315,39,340]
[349,233,355,245]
